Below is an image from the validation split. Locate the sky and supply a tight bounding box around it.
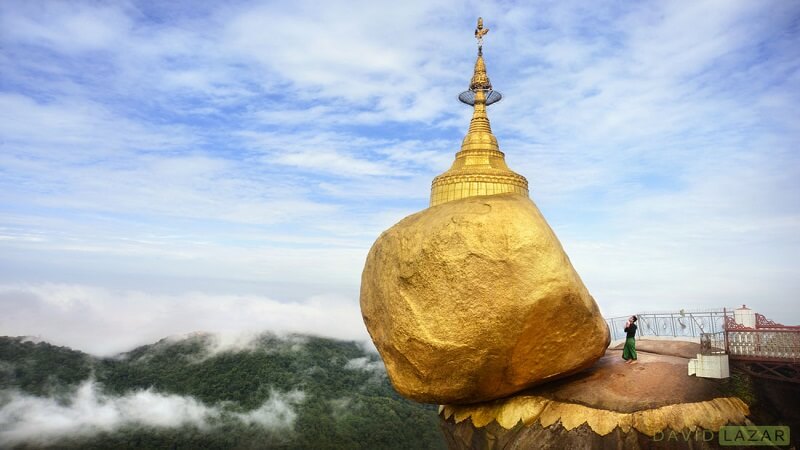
[0,0,798,355]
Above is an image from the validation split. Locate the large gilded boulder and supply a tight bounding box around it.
[360,193,609,404]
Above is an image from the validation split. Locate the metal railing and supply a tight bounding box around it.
[726,329,800,362]
[605,309,728,342]
[723,314,800,362]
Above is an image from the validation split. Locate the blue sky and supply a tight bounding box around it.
[1,0,798,354]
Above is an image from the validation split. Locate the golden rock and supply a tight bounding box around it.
[360,193,610,404]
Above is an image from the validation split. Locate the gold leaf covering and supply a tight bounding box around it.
[439,396,750,437]
[360,194,609,404]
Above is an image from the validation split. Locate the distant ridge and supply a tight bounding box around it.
[0,333,445,449]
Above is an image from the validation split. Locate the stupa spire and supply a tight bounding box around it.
[429,18,528,207]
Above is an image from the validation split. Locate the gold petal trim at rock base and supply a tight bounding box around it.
[439,396,749,437]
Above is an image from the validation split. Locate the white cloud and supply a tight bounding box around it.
[235,389,305,427]
[0,93,195,160]
[219,0,467,115]
[152,331,310,360]
[0,2,132,53]
[0,381,304,447]
[0,284,368,356]
[344,357,385,373]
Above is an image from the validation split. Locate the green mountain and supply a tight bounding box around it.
[0,334,445,449]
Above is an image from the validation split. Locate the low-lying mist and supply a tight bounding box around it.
[0,330,445,449]
[0,381,304,446]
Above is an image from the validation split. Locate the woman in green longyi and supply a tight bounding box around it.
[622,315,638,364]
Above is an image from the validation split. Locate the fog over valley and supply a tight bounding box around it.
[0,332,444,449]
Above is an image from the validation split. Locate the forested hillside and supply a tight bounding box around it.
[0,334,445,449]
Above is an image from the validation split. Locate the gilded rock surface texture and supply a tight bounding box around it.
[360,193,610,404]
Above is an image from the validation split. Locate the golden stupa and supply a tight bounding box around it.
[360,18,609,405]
[429,25,528,206]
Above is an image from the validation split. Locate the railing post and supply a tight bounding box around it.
[755,328,761,357]
[670,313,676,337]
[795,331,800,362]
[723,307,730,354]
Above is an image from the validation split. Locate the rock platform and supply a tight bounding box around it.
[439,341,751,449]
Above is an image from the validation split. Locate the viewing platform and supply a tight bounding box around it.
[605,306,800,383]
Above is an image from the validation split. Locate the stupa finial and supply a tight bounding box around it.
[467,17,494,95]
[475,17,489,53]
